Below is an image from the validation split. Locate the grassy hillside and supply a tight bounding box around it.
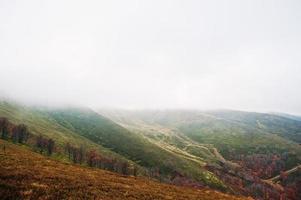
[0,139,251,200]
[271,112,301,122]
[1,100,300,199]
[101,110,301,170]
[0,101,227,190]
[46,109,227,190]
[206,110,301,143]
[0,101,132,162]
[100,110,301,199]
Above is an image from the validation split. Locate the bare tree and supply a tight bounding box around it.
[78,145,85,164]
[0,117,9,139]
[47,139,55,155]
[12,124,29,143]
[65,142,72,159]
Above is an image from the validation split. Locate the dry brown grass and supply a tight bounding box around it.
[0,140,252,200]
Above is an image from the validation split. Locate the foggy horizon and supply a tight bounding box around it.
[1,0,301,115]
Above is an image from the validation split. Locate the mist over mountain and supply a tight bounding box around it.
[1,0,301,199]
[1,0,301,114]
[0,99,301,199]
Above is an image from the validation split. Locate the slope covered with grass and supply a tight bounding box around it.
[101,110,301,170]
[47,109,227,190]
[0,101,227,190]
[0,139,251,200]
[2,100,300,199]
[0,101,131,162]
[206,110,301,143]
[100,110,301,199]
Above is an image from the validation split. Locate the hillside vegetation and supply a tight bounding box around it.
[0,101,228,190]
[0,101,125,160]
[1,100,301,199]
[0,139,250,200]
[46,109,227,190]
[100,109,301,199]
[102,110,301,169]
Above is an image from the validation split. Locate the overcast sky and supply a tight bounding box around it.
[0,0,301,114]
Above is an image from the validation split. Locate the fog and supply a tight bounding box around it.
[0,0,301,114]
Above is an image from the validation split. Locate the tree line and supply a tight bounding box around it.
[65,143,138,176]
[0,117,30,144]
[0,117,138,176]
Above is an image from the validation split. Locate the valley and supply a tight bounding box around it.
[0,101,301,199]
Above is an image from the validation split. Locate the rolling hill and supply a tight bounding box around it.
[206,110,301,143]
[1,100,301,199]
[271,112,301,123]
[0,101,228,190]
[0,139,251,200]
[100,109,301,199]
[45,108,227,190]
[100,109,301,169]
[0,101,130,162]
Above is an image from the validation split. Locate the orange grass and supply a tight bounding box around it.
[0,140,252,200]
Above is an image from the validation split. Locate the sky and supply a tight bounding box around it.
[0,0,301,114]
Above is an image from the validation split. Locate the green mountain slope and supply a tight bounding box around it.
[0,101,131,161]
[46,108,227,190]
[100,109,301,199]
[100,110,301,170]
[2,100,300,197]
[0,101,227,190]
[206,110,301,143]
[271,112,301,122]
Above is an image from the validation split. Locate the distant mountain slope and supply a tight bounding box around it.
[46,108,227,190]
[206,110,301,143]
[0,139,251,200]
[1,100,300,199]
[0,101,229,190]
[101,110,301,170]
[271,112,301,122]
[101,109,301,199]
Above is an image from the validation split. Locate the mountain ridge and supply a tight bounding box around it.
[1,100,301,199]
